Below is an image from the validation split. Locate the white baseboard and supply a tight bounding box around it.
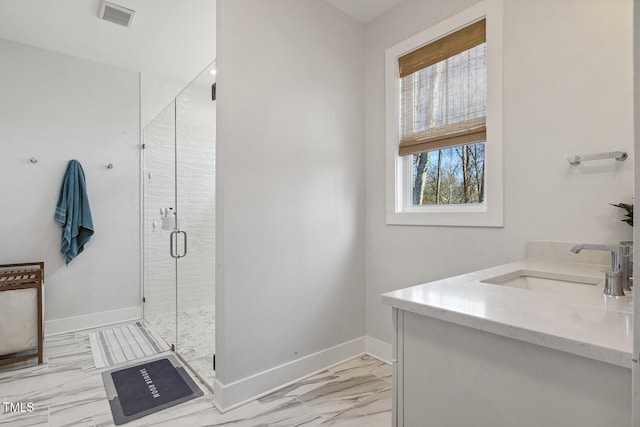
[366,335,392,364]
[213,336,366,411]
[212,335,394,412]
[44,306,142,336]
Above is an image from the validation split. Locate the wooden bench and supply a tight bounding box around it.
[0,262,44,365]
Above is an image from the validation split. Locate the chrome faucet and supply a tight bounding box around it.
[570,244,631,296]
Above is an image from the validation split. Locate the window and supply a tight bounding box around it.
[410,144,485,206]
[385,0,503,227]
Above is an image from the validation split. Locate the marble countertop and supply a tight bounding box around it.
[382,253,633,368]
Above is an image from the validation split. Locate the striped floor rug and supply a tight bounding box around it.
[89,321,170,369]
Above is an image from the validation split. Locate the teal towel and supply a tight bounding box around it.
[54,160,94,264]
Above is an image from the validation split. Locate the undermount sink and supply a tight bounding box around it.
[481,270,602,296]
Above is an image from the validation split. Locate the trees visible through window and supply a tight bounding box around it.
[411,143,484,205]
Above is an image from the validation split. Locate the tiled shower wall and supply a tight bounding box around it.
[143,70,216,339]
[143,101,177,323]
[176,76,216,316]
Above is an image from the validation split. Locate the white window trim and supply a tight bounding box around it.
[385,0,503,227]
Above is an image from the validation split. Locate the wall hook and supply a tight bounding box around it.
[107,163,114,169]
[30,156,38,164]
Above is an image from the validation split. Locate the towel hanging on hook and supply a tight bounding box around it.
[54,160,94,265]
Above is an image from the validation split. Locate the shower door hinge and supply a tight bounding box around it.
[171,344,175,352]
[142,297,146,303]
[213,354,216,371]
[142,143,146,149]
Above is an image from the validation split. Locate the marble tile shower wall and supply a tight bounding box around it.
[144,104,176,319]
[143,94,215,319]
[175,88,216,312]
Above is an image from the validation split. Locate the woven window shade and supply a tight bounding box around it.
[398,19,486,156]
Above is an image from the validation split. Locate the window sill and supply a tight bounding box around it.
[386,209,503,227]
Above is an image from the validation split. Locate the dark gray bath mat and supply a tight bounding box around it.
[101,355,203,425]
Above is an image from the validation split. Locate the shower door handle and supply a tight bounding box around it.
[170,231,178,258]
[178,230,187,258]
[169,230,187,259]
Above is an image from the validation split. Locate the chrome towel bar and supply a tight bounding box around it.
[567,151,627,166]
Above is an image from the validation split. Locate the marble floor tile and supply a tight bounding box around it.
[43,333,90,358]
[142,402,224,427]
[0,403,48,426]
[352,389,392,426]
[224,399,324,427]
[353,389,391,416]
[320,402,391,427]
[46,350,93,369]
[42,332,77,345]
[52,415,94,427]
[369,363,392,382]
[297,374,391,419]
[0,362,84,393]
[205,395,318,425]
[0,356,40,374]
[258,370,340,404]
[0,323,392,426]
[320,407,368,426]
[10,371,106,409]
[81,359,96,373]
[329,355,390,381]
[0,360,43,379]
[93,395,217,427]
[48,392,114,427]
[364,410,392,427]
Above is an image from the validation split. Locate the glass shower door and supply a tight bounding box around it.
[142,62,216,390]
[175,62,216,387]
[142,101,177,350]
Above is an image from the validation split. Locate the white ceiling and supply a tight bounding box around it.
[0,0,399,82]
[0,0,216,81]
[326,0,404,23]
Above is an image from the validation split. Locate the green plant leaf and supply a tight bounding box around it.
[611,202,634,227]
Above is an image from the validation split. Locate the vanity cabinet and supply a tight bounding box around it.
[384,243,635,425]
[392,308,630,427]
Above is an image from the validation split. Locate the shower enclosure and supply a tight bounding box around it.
[142,62,216,389]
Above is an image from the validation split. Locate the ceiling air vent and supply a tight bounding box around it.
[98,1,135,28]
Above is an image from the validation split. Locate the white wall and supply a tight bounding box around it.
[0,39,140,330]
[216,0,365,404]
[0,0,217,131]
[364,0,634,346]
